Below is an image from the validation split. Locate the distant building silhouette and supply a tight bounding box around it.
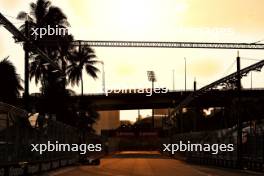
[93,110,120,135]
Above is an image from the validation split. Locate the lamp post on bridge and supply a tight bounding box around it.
[98,61,105,93]
[184,57,187,92]
[172,69,175,91]
[147,71,157,128]
[194,77,197,91]
[236,51,242,169]
[251,72,253,89]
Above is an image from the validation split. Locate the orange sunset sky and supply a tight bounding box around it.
[1,0,264,121]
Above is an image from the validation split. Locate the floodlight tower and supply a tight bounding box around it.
[147,71,157,128]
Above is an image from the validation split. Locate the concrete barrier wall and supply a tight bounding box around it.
[0,157,79,176]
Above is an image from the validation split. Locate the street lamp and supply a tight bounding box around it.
[98,61,105,93]
[147,71,156,128]
[184,57,187,91]
[172,69,175,91]
[251,72,253,89]
[236,51,242,169]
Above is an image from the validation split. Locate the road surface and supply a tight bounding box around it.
[48,151,262,176]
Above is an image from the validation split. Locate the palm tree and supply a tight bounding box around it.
[67,46,100,134]
[67,46,100,96]
[17,0,73,91]
[17,0,75,124]
[0,57,23,104]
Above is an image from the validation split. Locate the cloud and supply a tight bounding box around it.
[68,0,88,16]
[115,63,136,77]
[0,45,4,57]
[0,32,7,57]
[0,0,22,10]
[189,58,223,78]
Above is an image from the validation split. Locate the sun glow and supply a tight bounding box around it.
[113,0,188,28]
[111,0,156,34]
[67,0,189,38]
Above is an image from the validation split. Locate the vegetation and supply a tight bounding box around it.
[67,46,99,96]
[0,57,23,104]
[17,0,73,97]
[17,0,100,131]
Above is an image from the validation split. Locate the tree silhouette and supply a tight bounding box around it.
[16,0,74,125]
[67,46,99,96]
[17,0,73,95]
[67,46,100,134]
[17,0,101,129]
[0,57,23,104]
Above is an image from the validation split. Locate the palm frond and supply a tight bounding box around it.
[85,64,100,79]
[17,12,28,20]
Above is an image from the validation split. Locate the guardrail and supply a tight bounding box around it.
[0,156,79,176]
[0,101,105,175]
[162,127,264,172]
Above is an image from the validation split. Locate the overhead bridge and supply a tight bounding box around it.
[72,40,264,49]
[24,89,264,111]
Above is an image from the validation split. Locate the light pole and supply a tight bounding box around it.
[236,51,242,169]
[98,61,105,93]
[138,109,141,121]
[172,69,175,91]
[251,72,253,89]
[194,77,197,91]
[184,57,187,91]
[147,71,156,128]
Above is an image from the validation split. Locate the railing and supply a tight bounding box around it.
[72,40,264,49]
[162,123,264,172]
[0,102,79,175]
[170,60,264,116]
